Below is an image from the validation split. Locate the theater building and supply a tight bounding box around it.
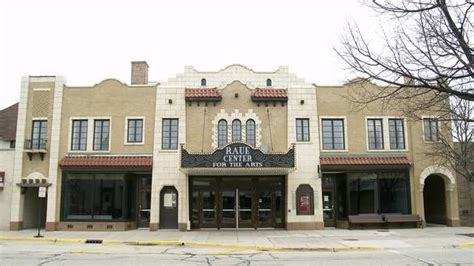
[6,62,460,231]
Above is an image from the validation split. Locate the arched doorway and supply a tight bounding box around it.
[159,186,178,229]
[423,175,447,225]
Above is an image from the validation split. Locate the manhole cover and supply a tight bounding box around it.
[458,233,474,238]
[343,239,358,241]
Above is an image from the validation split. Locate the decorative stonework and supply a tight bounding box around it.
[211,109,262,149]
[419,165,456,187]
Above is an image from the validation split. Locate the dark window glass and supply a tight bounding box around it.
[348,172,410,215]
[31,120,47,149]
[9,140,15,149]
[127,119,143,143]
[389,119,405,149]
[232,119,241,142]
[322,119,345,150]
[266,78,272,87]
[296,118,310,142]
[367,119,384,149]
[93,120,110,151]
[71,120,88,150]
[246,119,256,147]
[201,78,207,87]
[61,173,136,221]
[162,118,178,150]
[423,118,439,141]
[349,173,376,214]
[218,119,228,147]
[379,172,410,214]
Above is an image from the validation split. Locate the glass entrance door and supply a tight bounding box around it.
[220,190,236,228]
[137,176,151,227]
[238,189,254,228]
[258,189,273,228]
[323,190,335,227]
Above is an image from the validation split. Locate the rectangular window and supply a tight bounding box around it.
[61,173,136,221]
[348,172,410,215]
[423,118,439,141]
[322,119,345,150]
[71,120,88,151]
[389,119,405,149]
[31,120,47,149]
[127,119,143,143]
[93,120,110,151]
[296,118,310,142]
[162,118,178,150]
[367,119,384,149]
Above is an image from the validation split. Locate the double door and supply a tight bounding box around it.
[190,177,284,229]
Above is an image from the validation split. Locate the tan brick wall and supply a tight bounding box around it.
[185,81,289,153]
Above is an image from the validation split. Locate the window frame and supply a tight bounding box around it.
[201,78,207,87]
[68,117,112,152]
[320,117,347,152]
[125,117,145,145]
[367,118,385,150]
[422,116,440,142]
[93,119,110,151]
[388,118,406,149]
[296,118,310,142]
[246,119,256,147]
[266,78,272,87]
[162,118,179,150]
[232,119,242,142]
[70,119,88,151]
[31,119,48,150]
[365,116,408,152]
[217,119,228,147]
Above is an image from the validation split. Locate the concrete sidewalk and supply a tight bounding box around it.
[1,227,473,252]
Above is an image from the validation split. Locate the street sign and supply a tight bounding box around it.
[38,187,47,198]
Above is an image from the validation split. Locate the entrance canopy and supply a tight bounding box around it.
[180,143,295,175]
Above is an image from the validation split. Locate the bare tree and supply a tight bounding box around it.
[336,0,473,180]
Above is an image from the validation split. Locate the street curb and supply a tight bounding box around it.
[457,242,474,248]
[0,236,384,252]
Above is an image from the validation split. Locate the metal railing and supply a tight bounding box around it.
[24,139,47,150]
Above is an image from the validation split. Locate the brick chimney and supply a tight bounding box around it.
[131,61,149,85]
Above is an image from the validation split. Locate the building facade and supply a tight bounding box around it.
[5,62,460,231]
[0,103,18,230]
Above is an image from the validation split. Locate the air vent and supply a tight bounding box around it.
[67,224,74,229]
[86,224,93,230]
[106,225,113,229]
[85,239,103,244]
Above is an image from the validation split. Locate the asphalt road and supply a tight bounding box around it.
[1,240,473,265]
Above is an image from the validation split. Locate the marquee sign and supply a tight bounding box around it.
[181,143,295,168]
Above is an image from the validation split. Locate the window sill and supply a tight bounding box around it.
[124,142,145,146]
[159,149,179,153]
[321,149,348,153]
[366,149,409,153]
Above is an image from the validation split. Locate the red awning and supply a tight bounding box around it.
[252,88,288,100]
[185,88,222,100]
[59,155,152,169]
[320,156,412,166]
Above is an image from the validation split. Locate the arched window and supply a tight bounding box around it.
[201,78,207,87]
[266,78,272,87]
[246,119,256,146]
[232,119,241,142]
[218,119,228,147]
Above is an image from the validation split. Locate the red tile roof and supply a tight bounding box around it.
[320,156,412,166]
[252,88,287,100]
[185,88,222,100]
[0,103,18,140]
[59,155,152,168]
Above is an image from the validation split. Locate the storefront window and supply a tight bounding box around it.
[61,173,136,221]
[379,172,409,214]
[347,171,409,215]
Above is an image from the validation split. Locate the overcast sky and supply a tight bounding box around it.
[0,0,381,109]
